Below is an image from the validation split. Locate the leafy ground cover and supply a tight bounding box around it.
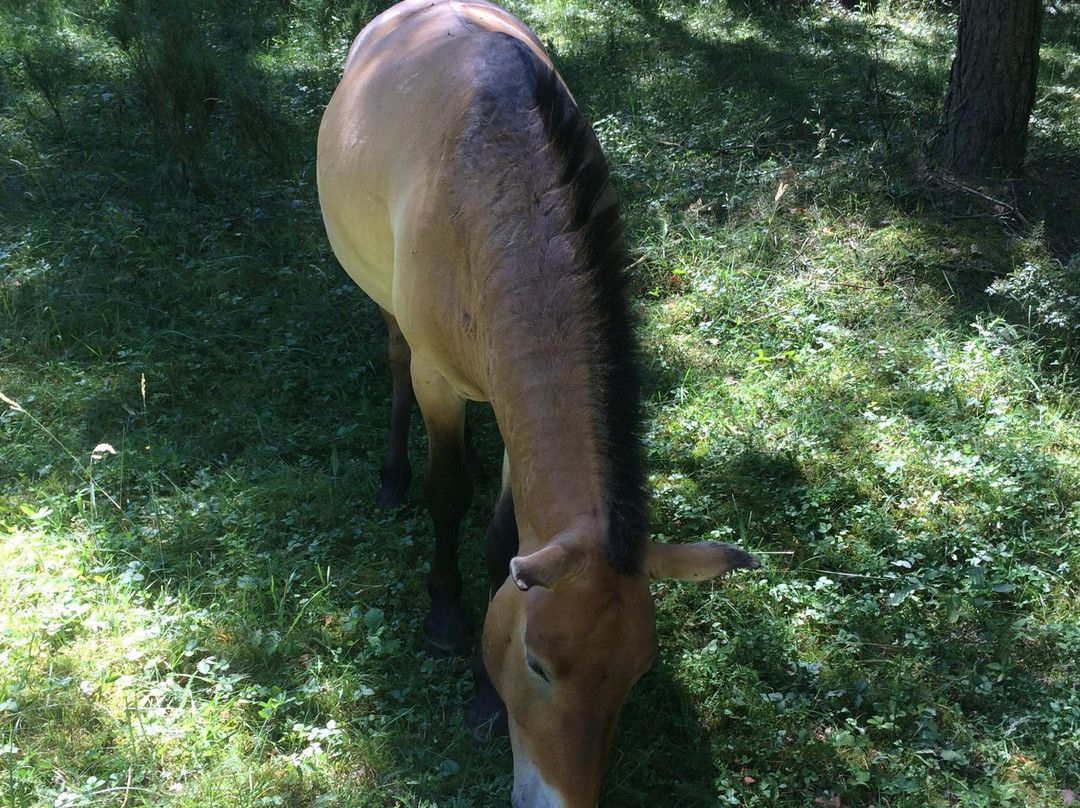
[2,0,1079,806]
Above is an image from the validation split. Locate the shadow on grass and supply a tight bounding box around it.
[548,0,945,156]
[545,0,1079,343]
[643,331,1080,780]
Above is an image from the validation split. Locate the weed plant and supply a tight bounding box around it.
[2,0,1079,806]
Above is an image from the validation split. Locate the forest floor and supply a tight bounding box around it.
[2,1,1079,806]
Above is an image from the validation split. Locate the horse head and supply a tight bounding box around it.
[484,536,759,808]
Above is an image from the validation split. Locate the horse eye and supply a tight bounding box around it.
[526,655,550,682]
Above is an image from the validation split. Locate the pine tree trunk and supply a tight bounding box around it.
[930,0,1043,174]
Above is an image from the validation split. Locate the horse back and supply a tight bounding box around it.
[317,0,565,401]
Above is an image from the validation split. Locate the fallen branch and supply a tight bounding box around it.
[935,174,1031,231]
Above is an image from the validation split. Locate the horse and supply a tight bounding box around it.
[316,2,759,805]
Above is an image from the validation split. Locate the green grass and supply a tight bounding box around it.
[2,0,1079,806]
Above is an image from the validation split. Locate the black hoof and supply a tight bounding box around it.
[374,481,408,510]
[422,605,470,658]
[465,691,508,743]
[465,649,508,744]
[375,462,411,510]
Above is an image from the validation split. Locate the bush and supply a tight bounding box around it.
[2,1,80,135]
[988,253,1080,342]
[108,0,220,183]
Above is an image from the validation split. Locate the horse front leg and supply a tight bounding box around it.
[376,309,414,509]
[412,355,472,657]
[466,473,516,739]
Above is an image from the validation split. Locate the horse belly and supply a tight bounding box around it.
[318,7,490,317]
[320,195,395,312]
[317,86,400,311]
[319,4,516,398]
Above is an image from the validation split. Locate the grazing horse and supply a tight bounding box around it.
[317,2,759,805]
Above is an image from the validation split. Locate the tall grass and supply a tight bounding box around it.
[2,0,1079,806]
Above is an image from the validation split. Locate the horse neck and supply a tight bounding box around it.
[451,65,645,564]
[483,266,612,546]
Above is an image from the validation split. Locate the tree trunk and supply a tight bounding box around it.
[929,0,1043,174]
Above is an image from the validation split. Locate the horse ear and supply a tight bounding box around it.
[510,541,586,591]
[644,540,760,581]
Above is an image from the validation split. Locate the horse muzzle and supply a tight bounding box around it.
[512,754,596,808]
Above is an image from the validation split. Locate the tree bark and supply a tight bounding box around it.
[929,0,1043,174]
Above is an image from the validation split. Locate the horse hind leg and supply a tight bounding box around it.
[376,308,413,509]
[412,353,472,657]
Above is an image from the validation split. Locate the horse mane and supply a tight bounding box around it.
[459,33,649,575]
[533,57,648,575]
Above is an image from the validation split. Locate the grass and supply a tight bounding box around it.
[2,0,1079,806]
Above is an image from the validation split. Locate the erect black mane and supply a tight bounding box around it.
[529,44,650,575]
